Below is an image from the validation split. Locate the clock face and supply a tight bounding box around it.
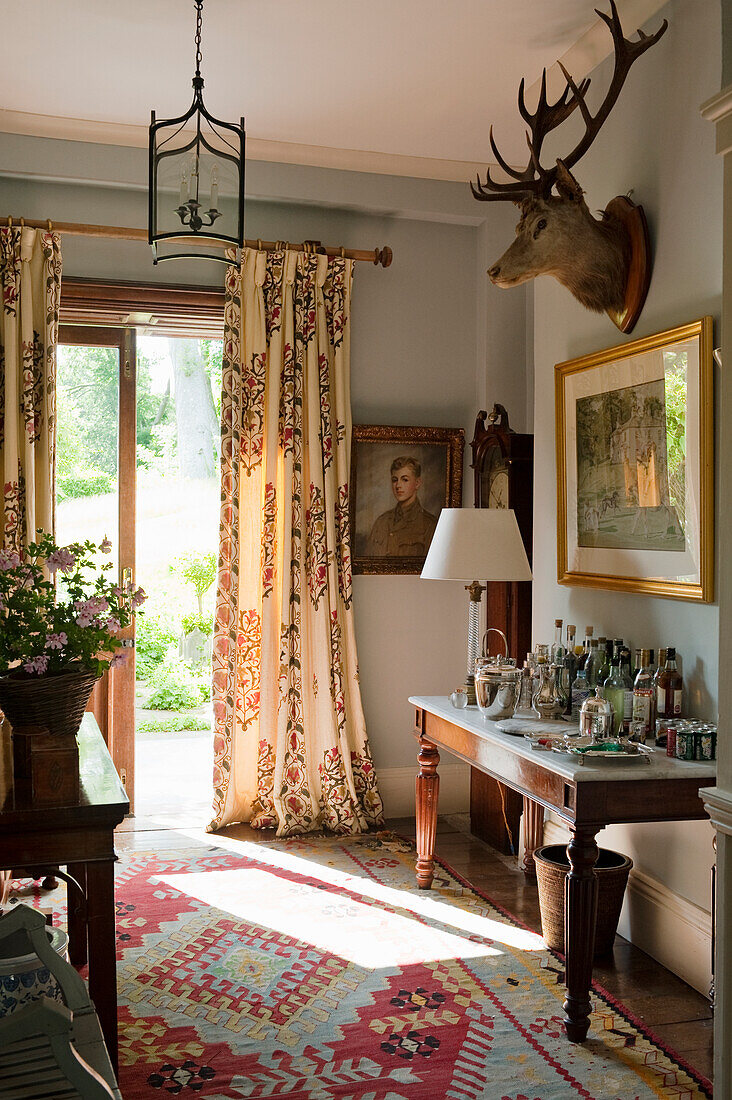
[488,469,509,509]
[482,444,509,508]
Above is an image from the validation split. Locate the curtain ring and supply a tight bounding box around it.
[275,240,285,251]
[19,217,24,228]
[47,219,53,231]
[257,239,263,251]
[7,216,11,228]
[340,247,346,258]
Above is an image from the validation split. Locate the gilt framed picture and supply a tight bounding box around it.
[555,317,714,602]
[350,425,464,575]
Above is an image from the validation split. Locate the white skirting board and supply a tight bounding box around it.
[543,819,713,995]
[376,763,470,818]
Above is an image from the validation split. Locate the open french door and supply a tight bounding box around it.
[56,325,137,810]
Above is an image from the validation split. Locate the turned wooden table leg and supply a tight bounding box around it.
[521,797,544,876]
[563,825,600,1042]
[415,737,440,889]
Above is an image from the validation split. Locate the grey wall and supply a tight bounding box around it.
[0,135,528,774]
[528,0,722,909]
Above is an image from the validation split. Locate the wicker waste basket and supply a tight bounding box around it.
[533,844,633,957]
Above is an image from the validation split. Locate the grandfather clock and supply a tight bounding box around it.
[470,404,533,855]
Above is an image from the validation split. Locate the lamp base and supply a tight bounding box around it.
[461,675,477,706]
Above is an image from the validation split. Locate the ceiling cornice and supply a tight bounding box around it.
[526,0,673,105]
[0,109,484,184]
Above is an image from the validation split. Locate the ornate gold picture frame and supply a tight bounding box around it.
[555,317,714,602]
[350,425,464,575]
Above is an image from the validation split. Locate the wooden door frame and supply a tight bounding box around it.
[57,325,137,810]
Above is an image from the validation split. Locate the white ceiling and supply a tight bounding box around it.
[1,0,670,179]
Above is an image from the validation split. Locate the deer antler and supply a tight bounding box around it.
[471,0,668,203]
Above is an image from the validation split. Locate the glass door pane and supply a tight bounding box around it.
[56,343,119,562]
[134,334,221,827]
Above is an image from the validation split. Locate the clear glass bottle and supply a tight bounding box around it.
[587,639,603,687]
[571,661,591,721]
[582,626,594,669]
[562,627,578,715]
[631,648,655,742]
[551,619,565,664]
[632,648,642,682]
[603,658,626,736]
[653,647,667,699]
[597,639,614,688]
[657,647,683,720]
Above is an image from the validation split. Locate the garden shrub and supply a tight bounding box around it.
[181,612,214,637]
[146,656,205,710]
[138,714,210,733]
[57,469,113,501]
[136,614,180,679]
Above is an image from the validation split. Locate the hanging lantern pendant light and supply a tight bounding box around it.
[148,0,245,264]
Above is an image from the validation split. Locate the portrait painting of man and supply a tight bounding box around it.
[366,456,438,557]
[350,426,464,574]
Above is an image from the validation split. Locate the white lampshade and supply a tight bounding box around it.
[421,508,532,582]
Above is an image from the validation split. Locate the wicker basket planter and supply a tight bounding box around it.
[533,844,633,957]
[0,667,100,740]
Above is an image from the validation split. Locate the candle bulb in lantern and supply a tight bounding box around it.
[179,168,188,207]
[209,165,219,213]
[190,154,199,199]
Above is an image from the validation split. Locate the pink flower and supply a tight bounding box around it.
[0,550,20,570]
[131,587,147,608]
[109,653,127,669]
[104,617,121,634]
[45,548,76,574]
[23,654,49,674]
[112,586,124,597]
[44,632,67,650]
[100,536,112,554]
[74,599,97,627]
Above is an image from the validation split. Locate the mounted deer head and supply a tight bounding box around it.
[472,1,667,332]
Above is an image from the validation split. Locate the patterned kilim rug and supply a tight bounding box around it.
[16,831,713,1099]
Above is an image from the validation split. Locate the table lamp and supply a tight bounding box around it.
[421,508,532,704]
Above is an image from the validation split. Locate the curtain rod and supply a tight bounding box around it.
[0,217,393,268]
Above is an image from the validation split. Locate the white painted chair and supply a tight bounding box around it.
[0,905,121,1100]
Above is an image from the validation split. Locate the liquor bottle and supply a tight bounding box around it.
[551,619,565,664]
[582,626,594,669]
[657,647,683,719]
[565,624,576,656]
[632,648,642,682]
[653,648,667,695]
[603,659,626,736]
[587,640,603,687]
[631,649,655,742]
[571,662,591,720]
[618,647,634,731]
[597,639,614,687]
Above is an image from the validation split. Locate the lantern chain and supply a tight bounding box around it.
[194,0,203,77]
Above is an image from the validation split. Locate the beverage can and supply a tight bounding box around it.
[675,730,695,761]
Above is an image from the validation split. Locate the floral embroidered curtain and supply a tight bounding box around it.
[0,227,62,552]
[210,246,383,836]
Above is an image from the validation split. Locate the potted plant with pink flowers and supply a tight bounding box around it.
[0,533,146,738]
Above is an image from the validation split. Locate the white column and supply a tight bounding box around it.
[701,80,732,1099]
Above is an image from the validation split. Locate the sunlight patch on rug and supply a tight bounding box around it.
[152,866,507,967]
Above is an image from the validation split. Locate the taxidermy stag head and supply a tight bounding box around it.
[472,1,667,333]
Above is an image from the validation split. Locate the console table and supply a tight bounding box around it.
[0,714,128,1071]
[410,696,715,1044]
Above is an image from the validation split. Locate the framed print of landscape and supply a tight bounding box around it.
[555,318,713,602]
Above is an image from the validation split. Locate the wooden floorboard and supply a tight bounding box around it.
[115,811,714,1083]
